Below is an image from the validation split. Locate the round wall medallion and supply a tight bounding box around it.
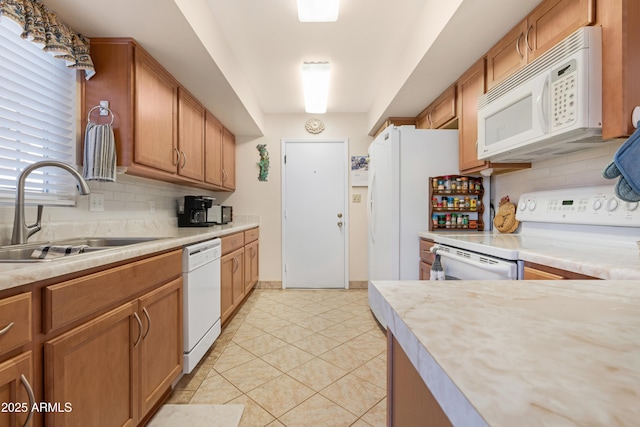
[305,118,325,134]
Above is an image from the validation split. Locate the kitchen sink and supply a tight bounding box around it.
[0,237,166,263]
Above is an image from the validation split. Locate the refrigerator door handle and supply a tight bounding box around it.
[367,170,376,243]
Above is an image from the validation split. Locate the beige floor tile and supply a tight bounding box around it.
[290,315,337,332]
[361,397,387,427]
[247,316,292,333]
[350,420,373,427]
[344,332,387,358]
[228,394,275,427]
[299,302,338,315]
[278,394,358,427]
[273,309,313,324]
[269,323,315,344]
[317,323,367,344]
[290,333,341,356]
[351,356,387,390]
[319,344,377,373]
[237,334,289,357]
[221,358,283,393]
[246,374,315,418]
[165,390,193,404]
[266,420,285,426]
[213,343,257,373]
[320,374,386,417]
[232,323,267,344]
[260,343,315,372]
[174,364,211,391]
[189,372,243,404]
[286,357,348,392]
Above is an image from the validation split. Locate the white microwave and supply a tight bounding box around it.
[477,26,603,163]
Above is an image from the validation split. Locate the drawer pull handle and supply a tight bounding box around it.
[142,307,151,341]
[0,321,14,336]
[20,374,35,427]
[133,312,143,348]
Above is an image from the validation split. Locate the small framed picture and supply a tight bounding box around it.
[351,156,368,187]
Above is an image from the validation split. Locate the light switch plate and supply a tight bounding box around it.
[89,193,104,212]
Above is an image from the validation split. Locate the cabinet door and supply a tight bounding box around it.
[134,49,178,174]
[232,248,245,307]
[524,267,564,280]
[221,128,236,190]
[429,84,457,129]
[0,352,33,427]
[177,89,205,181]
[244,240,259,293]
[45,302,138,427]
[204,111,224,187]
[486,19,528,90]
[457,58,488,173]
[419,261,432,281]
[528,0,595,61]
[138,279,183,419]
[220,252,236,325]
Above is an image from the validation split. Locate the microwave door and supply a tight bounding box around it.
[477,71,550,160]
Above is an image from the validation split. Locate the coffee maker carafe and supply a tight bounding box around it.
[178,196,214,227]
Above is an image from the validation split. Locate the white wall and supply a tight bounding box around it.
[211,113,373,282]
[491,140,624,205]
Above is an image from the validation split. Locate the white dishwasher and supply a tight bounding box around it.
[183,238,221,373]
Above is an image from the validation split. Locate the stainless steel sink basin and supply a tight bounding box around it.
[0,237,166,263]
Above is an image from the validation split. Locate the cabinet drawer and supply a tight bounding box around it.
[244,227,259,244]
[0,293,31,356]
[419,239,435,264]
[43,250,182,333]
[221,232,245,255]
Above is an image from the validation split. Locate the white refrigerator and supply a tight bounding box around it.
[367,125,458,327]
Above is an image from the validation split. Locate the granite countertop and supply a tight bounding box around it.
[370,279,640,426]
[0,221,259,292]
[418,230,640,279]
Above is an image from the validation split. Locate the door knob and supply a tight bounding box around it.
[337,213,343,218]
[337,221,343,227]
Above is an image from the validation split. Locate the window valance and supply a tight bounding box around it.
[0,0,95,78]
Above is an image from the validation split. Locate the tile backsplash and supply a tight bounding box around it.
[492,140,624,204]
[0,173,215,245]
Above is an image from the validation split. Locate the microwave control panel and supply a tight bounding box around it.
[551,59,578,129]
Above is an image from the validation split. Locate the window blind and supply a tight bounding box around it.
[0,17,78,206]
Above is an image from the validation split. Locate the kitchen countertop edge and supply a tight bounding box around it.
[0,222,260,292]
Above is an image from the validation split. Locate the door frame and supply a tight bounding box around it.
[281,138,350,289]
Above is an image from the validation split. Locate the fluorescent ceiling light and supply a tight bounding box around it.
[297,0,339,22]
[301,62,330,114]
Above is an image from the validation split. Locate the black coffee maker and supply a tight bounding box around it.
[178,196,214,227]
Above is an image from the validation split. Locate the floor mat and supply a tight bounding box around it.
[147,404,244,427]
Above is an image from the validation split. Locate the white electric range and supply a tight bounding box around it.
[428,185,640,280]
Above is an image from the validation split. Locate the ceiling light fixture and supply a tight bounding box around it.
[296,0,339,22]
[301,62,331,114]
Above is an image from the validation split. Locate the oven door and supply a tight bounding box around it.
[433,245,520,280]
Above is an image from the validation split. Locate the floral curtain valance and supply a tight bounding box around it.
[0,0,95,79]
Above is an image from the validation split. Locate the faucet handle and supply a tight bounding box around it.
[26,205,43,240]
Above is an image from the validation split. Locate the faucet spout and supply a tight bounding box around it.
[11,161,91,245]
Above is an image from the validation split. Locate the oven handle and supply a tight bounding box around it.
[431,245,517,278]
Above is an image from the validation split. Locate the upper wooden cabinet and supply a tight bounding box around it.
[373,117,416,137]
[457,58,488,173]
[487,0,595,90]
[416,84,457,130]
[222,128,236,191]
[177,89,205,181]
[84,38,236,192]
[205,111,224,188]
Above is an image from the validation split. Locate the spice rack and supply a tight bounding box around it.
[429,175,484,231]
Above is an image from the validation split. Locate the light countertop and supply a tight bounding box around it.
[0,221,259,292]
[370,279,640,426]
[418,230,640,279]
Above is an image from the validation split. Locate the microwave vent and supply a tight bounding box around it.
[479,26,599,109]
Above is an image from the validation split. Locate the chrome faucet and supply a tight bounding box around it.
[11,161,91,245]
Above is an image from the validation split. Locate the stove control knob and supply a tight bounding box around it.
[625,202,639,212]
[518,200,527,211]
[527,200,537,211]
[606,198,619,212]
[592,199,602,210]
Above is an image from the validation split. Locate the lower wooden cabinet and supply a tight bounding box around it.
[244,240,259,293]
[419,239,436,280]
[524,262,598,280]
[0,352,34,427]
[44,278,182,427]
[221,248,244,325]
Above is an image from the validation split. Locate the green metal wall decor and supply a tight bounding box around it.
[256,144,270,181]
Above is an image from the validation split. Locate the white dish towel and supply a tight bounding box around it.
[83,121,116,182]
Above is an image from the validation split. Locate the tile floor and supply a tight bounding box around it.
[168,289,387,426]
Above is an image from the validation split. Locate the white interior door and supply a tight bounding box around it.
[282,139,348,289]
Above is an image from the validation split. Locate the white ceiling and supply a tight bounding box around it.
[44,0,540,136]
